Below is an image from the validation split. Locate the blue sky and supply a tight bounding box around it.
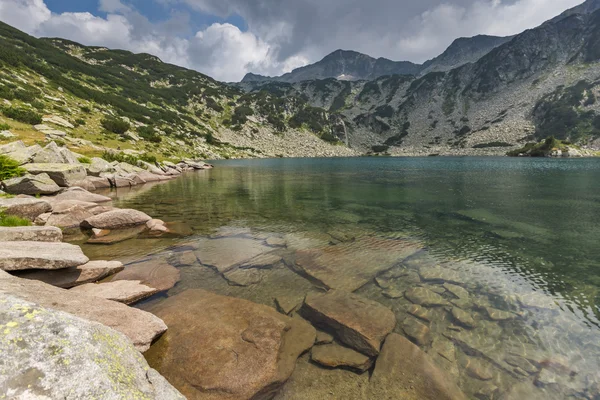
[0,0,586,81]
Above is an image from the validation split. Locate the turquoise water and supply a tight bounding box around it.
[86,157,600,399]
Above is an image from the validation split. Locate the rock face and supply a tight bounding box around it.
[368,333,467,400]
[311,343,373,372]
[0,198,52,221]
[2,173,61,195]
[111,259,180,292]
[145,289,316,400]
[0,293,184,399]
[301,291,396,356]
[0,241,89,271]
[0,270,167,352]
[82,209,152,230]
[70,280,160,305]
[14,260,124,288]
[23,163,87,187]
[0,226,62,242]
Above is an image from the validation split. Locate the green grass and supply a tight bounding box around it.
[77,156,92,164]
[0,210,31,227]
[0,154,25,180]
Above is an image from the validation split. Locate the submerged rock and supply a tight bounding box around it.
[405,287,450,307]
[223,267,269,286]
[0,294,185,400]
[451,307,477,329]
[401,316,431,346]
[111,259,180,292]
[0,226,62,242]
[0,241,89,271]
[301,291,396,356]
[145,289,316,400]
[70,280,160,305]
[193,237,272,273]
[311,343,373,372]
[14,260,124,288]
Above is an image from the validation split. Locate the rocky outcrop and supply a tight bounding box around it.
[301,291,396,356]
[70,280,160,305]
[82,209,152,230]
[51,187,112,204]
[0,241,89,271]
[145,289,316,400]
[0,198,52,221]
[23,163,87,187]
[14,260,124,288]
[2,173,61,195]
[0,293,184,399]
[0,226,62,242]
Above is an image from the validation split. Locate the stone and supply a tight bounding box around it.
[407,304,433,322]
[51,199,111,215]
[504,355,539,375]
[42,115,74,128]
[315,331,335,345]
[45,204,95,229]
[301,291,396,356]
[294,237,422,291]
[86,157,115,176]
[444,283,470,300]
[86,176,111,189]
[0,242,89,271]
[1,173,61,196]
[194,237,272,273]
[14,260,124,288]
[0,270,167,352]
[1,143,41,165]
[52,187,112,204]
[70,280,160,305]
[382,287,404,298]
[368,333,467,400]
[87,225,147,244]
[0,130,16,138]
[239,252,283,269]
[111,259,180,292]
[274,294,303,315]
[23,163,87,187]
[405,287,450,307]
[34,212,50,225]
[266,236,287,247]
[82,208,152,230]
[465,358,493,381]
[0,294,184,400]
[69,178,96,191]
[0,226,62,242]
[401,316,431,346]
[137,160,165,175]
[485,307,516,321]
[419,265,465,285]
[223,267,268,286]
[311,343,373,372]
[59,147,79,164]
[144,289,316,400]
[31,142,65,164]
[536,368,560,386]
[451,307,477,329]
[0,140,26,155]
[431,338,456,363]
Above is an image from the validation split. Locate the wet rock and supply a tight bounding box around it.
[51,187,112,204]
[485,307,516,321]
[382,287,404,298]
[301,290,396,356]
[70,280,160,305]
[0,270,167,352]
[0,294,184,400]
[505,355,539,375]
[239,252,283,269]
[465,358,493,381]
[419,265,465,285]
[194,237,272,273]
[311,343,373,372]
[368,333,467,400]
[451,307,477,329]
[294,237,422,291]
[82,208,152,230]
[0,241,89,271]
[2,173,61,195]
[87,226,147,244]
[535,369,560,386]
[86,176,111,189]
[266,236,287,247]
[23,163,86,187]
[0,226,62,242]
[405,287,449,307]
[401,316,431,346]
[274,295,303,315]
[431,338,456,363]
[514,292,558,310]
[315,331,334,345]
[111,259,180,292]
[14,260,124,288]
[145,289,316,400]
[223,267,268,286]
[444,283,470,300]
[168,250,197,267]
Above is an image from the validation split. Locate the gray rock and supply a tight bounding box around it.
[0,198,52,220]
[2,173,61,195]
[0,140,26,154]
[110,258,180,292]
[0,130,16,138]
[0,226,62,242]
[32,142,65,164]
[87,157,115,176]
[0,270,167,352]
[51,187,112,204]
[0,241,89,271]
[59,147,79,164]
[0,293,184,399]
[14,260,124,288]
[137,160,165,175]
[311,343,373,372]
[44,204,96,229]
[86,176,112,189]
[6,144,42,165]
[82,208,152,230]
[70,280,160,305]
[23,163,87,187]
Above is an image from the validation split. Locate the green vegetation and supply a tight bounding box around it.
[77,156,92,164]
[289,106,328,134]
[101,150,158,165]
[1,106,42,125]
[0,122,9,130]
[507,136,570,157]
[0,154,25,180]
[137,126,161,143]
[371,145,390,153]
[101,117,130,135]
[0,209,31,227]
[231,106,254,126]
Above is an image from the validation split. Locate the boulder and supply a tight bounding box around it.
[23,163,87,187]
[44,204,96,229]
[124,172,147,185]
[86,157,115,176]
[87,225,147,244]
[2,173,61,195]
[31,142,64,164]
[0,226,62,242]
[70,280,160,305]
[69,178,96,191]
[145,289,316,400]
[107,175,134,188]
[0,270,167,352]
[137,170,163,182]
[0,241,89,271]
[137,160,165,175]
[368,333,467,400]
[51,187,112,204]
[14,260,124,288]
[0,294,185,399]
[0,198,52,221]
[42,115,74,128]
[59,147,79,164]
[0,130,16,138]
[193,237,272,273]
[111,259,180,292]
[0,140,26,155]
[311,343,373,372]
[86,176,112,189]
[82,209,152,230]
[51,199,111,215]
[0,143,41,165]
[301,291,396,356]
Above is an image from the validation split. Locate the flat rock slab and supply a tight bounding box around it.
[311,343,373,372]
[111,259,180,292]
[87,225,147,244]
[71,280,160,305]
[23,163,87,187]
[368,333,467,400]
[223,267,269,286]
[14,260,124,288]
[0,226,62,242]
[51,188,112,204]
[0,294,184,400]
[405,287,450,307]
[45,205,95,229]
[0,198,52,221]
[194,237,272,273]
[0,270,167,352]
[0,241,89,271]
[82,209,152,230]
[145,289,316,400]
[2,173,61,195]
[401,316,431,346]
[294,237,422,291]
[301,291,396,357]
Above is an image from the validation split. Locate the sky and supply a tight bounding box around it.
[0,0,586,82]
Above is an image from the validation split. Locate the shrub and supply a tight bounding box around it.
[80,106,91,113]
[138,125,162,143]
[372,145,390,153]
[101,117,130,135]
[0,154,25,180]
[77,156,92,164]
[13,89,37,102]
[75,118,86,126]
[101,151,138,165]
[0,210,31,227]
[1,107,42,125]
[31,100,45,111]
[0,123,10,130]
[139,154,157,164]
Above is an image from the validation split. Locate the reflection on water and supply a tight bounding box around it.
[82,157,600,399]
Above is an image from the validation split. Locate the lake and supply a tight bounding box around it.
[85,157,600,399]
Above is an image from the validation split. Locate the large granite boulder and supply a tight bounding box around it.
[0,140,26,155]
[71,280,160,305]
[145,289,316,400]
[0,294,184,399]
[86,157,116,176]
[0,270,166,352]
[0,197,52,220]
[0,241,89,271]
[0,226,62,242]
[23,163,87,187]
[0,142,41,165]
[368,333,467,400]
[14,260,124,288]
[301,291,396,356]
[31,141,65,164]
[2,173,61,195]
[82,209,152,230]
[138,160,165,175]
[44,204,96,229]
